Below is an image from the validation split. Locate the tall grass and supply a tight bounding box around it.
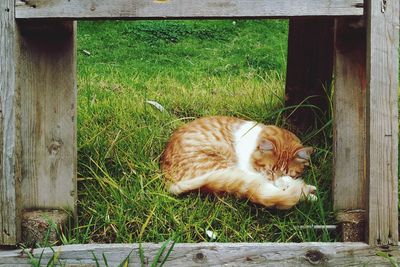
[67,20,338,244]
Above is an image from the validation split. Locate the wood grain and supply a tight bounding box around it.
[366,0,399,245]
[15,0,363,19]
[333,18,366,211]
[1,242,399,266]
[18,21,77,214]
[0,0,21,245]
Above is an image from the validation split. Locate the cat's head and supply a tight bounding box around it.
[251,126,313,179]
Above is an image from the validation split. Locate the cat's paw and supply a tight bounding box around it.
[301,184,318,201]
[306,192,318,202]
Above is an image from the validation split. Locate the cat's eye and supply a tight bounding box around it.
[295,158,309,164]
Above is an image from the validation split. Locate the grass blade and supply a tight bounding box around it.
[150,239,170,267]
[139,205,157,240]
[118,249,134,267]
[138,242,146,266]
[102,253,110,267]
[92,251,101,267]
[159,239,176,267]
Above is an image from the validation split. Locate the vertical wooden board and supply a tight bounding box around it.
[333,18,366,211]
[366,0,399,245]
[0,0,21,245]
[18,21,77,214]
[285,18,334,132]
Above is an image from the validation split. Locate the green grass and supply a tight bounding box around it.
[67,20,338,244]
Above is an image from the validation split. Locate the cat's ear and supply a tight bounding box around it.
[258,140,275,152]
[296,147,313,160]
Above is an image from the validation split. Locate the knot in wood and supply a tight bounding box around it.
[245,255,267,263]
[48,141,62,155]
[379,244,390,251]
[3,229,10,236]
[304,250,327,265]
[381,0,387,13]
[193,252,206,263]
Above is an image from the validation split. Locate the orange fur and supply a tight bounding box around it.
[160,116,316,209]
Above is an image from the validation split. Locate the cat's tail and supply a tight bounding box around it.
[168,168,315,209]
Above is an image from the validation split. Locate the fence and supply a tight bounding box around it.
[1,0,398,265]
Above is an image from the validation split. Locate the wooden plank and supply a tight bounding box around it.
[366,0,399,245]
[18,21,77,214]
[15,0,364,19]
[1,242,399,266]
[332,17,366,242]
[284,18,334,132]
[0,0,21,245]
[333,18,366,210]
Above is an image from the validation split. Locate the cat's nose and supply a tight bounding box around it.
[288,170,298,178]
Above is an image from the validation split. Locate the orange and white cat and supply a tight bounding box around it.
[161,116,317,209]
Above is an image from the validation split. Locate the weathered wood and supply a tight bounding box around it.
[0,0,22,245]
[333,18,366,211]
[366,0,399,245]
[332,17,367,242]
[15,0,364,19]
[284,18,334,132]
[1,242,399,266]
[18,21,77,214]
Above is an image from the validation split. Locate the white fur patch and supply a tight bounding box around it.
[233,121,262,173]
[273,175,293,190]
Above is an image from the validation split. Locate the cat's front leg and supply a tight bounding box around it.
[274,175,318,201]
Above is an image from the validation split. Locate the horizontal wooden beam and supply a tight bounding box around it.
[1,242,399,266]
[15,0,363,19]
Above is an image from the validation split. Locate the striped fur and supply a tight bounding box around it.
[161,116,316,209]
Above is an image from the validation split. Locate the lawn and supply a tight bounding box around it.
[66,19,338,244]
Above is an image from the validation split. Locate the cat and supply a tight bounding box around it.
[160,116,317,209]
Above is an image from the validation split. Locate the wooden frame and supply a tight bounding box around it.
[1,0,399,265]
[333,16,368,242]
[1,242,400,266]
[15,0,363,19]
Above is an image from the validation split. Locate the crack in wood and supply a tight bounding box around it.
[353,3,364,8]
